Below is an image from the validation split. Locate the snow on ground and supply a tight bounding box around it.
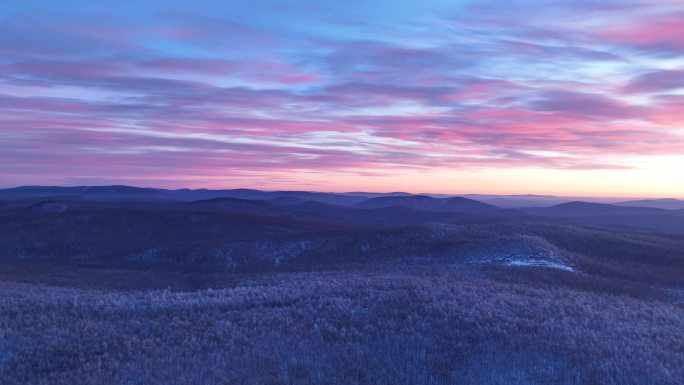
[458,235,577,272]
[505,259,574,272]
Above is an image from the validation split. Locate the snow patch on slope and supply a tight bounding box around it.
[458,235,576,272]
[506,259,574,271]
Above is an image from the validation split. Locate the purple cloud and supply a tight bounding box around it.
[1,0,683,193]
[623,69,684,93]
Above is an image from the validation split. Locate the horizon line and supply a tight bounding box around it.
[1,184,682,201]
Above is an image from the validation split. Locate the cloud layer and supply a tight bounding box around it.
[1,0,683,193]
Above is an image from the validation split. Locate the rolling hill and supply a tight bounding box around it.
[519,201,673,217]
[353,195,515,215]
[615,198,684,210]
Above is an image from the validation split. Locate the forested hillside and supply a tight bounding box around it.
[0,193,682,384]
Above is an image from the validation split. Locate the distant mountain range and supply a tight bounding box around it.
[2,185,681,208]
[0,185,365,206]
[1,186,683,234]
[353,195,515,216]
[614,198,684,210]
[1,185,684,279]
[2,186,684,274]
[519,201,678,217]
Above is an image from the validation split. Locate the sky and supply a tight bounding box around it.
[1,0,684,197]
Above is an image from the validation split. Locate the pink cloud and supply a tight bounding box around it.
[2,0,684,192]
[599,12,684,54]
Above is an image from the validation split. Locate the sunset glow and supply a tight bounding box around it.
[1,0,684,197]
